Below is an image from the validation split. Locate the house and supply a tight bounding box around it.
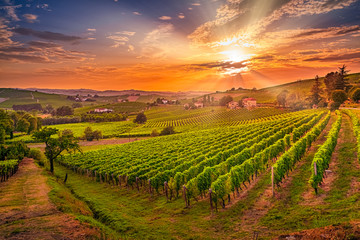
[162,99,169,104]
[194,102,204,108]
[94,108,113,113]
[228,101,239,109]
[242,98,257,108]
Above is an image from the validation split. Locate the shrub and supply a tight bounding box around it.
[151,129,159,137]
[160,126,175,136]
[6,141,30,160]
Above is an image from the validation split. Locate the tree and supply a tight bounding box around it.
[335,65,350,91]
[219,96,233,106]
[133,112,147,124]
[352,88,360,102]
[331,90,347,105]
[56,106,74,116]
[17,118,30,133]
[324,72,338,99]
[0,109,14,138]
[160,126,175,136]
[277,90,288,107]
[27,117,38,134]
[0,128,5,144]
[307,75,323,106]
[33,128,80,173]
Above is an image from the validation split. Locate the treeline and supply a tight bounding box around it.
[42,113,127,125]
[0,109,41,143]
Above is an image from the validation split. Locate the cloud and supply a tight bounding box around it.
[304,49,360,62]
[13,27,82,42]
[0,53,51,63]
[28,41,61,48]
[116,31,136,36]
[36,4,51,11]
[23,14,38,23]
[178,13,185,19]
[87,28,96,32]
[133,11,142,15]
[140,23,174,59]
[0,4,22,21]
[159,16,172,20]
[0,20,90,64]
[191,3,201,6]
[189,0,357,46]
[107,31,136,48]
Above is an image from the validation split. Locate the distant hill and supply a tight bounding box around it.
[25,88,212,98]
[1,73,359,109]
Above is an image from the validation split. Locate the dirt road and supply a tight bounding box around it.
[0,158,99,240]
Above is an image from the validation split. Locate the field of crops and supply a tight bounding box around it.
[58,109,344,207]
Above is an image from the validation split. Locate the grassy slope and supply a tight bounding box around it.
[0,88,72,108]
[209,72,360,104]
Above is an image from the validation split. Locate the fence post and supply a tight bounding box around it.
[271,166,274,197]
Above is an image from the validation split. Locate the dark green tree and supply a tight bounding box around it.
[335,65,350,91]
[56,106,74,116]
[33,128,80,173]
[133,112,147,124]
[307,75,323,106]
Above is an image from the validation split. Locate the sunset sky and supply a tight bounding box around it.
[1,0,360,91]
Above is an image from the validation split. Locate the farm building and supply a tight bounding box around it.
[242,98,257,108]
[194,102,204,108]
[94,108,113,113]
[228,101,239,109]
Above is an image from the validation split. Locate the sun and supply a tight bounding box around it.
[220,47,253,63]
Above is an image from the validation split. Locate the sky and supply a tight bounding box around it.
[0,0,360,91]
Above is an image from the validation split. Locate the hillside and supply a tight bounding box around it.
[208,72,360,104]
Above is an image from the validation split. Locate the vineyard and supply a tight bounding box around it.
[57,108,354,210]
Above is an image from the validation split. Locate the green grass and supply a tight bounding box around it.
[0,88,73,108]
[45,166,120,239]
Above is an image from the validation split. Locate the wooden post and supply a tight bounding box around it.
[209,188,213,214]
[125,176,129,190]
[136,177,140,192]
[118,175,121,187]
[148,179,152,196]
[314,162,318,194]
[271,166,274,197]
[94,171,97,182]
[111,173,115,185]
[164,181,169,202]
[183,185,188,208]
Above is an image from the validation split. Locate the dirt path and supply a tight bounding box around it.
[0,158,100,240]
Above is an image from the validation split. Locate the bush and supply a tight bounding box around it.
[151,129,159,137]
[28,148,46,166]
[160,126,175,136]
[351,88,360,102]
[6,141,29,160]
[83,127,103,141]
